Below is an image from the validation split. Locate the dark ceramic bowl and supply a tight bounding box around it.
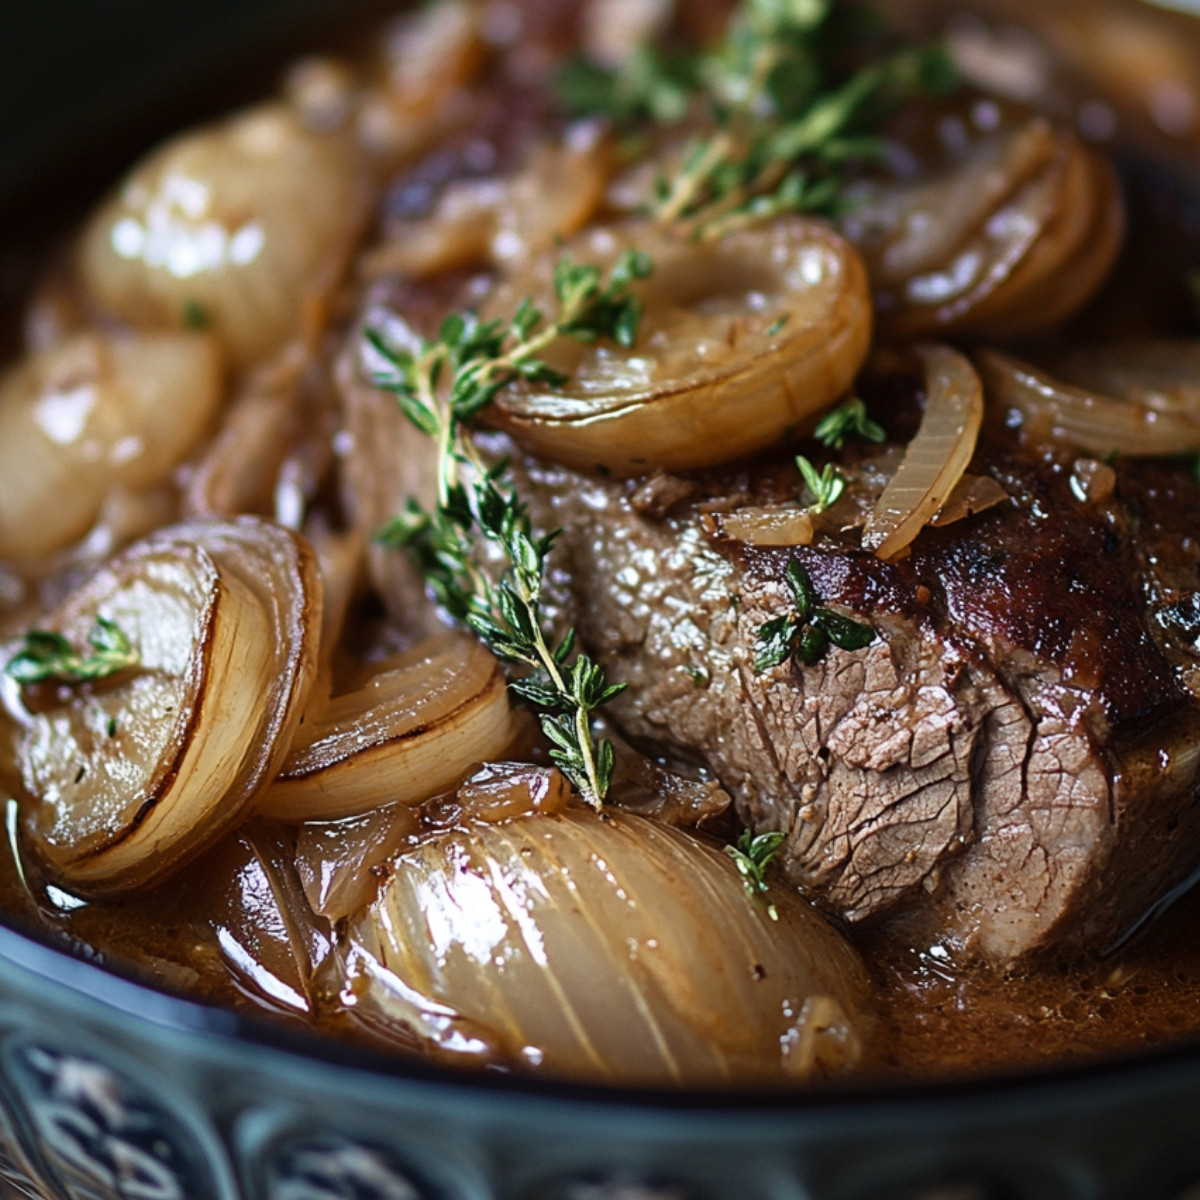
[4,5,1200,1200]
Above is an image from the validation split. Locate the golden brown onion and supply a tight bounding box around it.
[78,104,367,368]
[486,217,872,475]
[2,518,321,893]
[193,824,332,1015]
[979,347,1200,457]
[927,473,1009,528]
[259,632,521,822]
[704,505,816,547]
[337,805,870,1085]
[863,344,983,560]
[294,802,420,923]
[1049,339,1200,412]
[355,1,485,164]
[843,114,1122,340]
[364,131,612,280]
[0,331,222,561]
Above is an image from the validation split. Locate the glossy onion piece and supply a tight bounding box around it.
[78,104,365,368]
[366,131,611,279]
[1050,340,1200,415]
[191,824,332,1016]
[338,806,871,1085]
[259,632,520,822]
[979,348,1200,457]
[862,344,983,560]
[843,116,1122,340]
[4,518,321,893]
[704,505,816,547]
[487,217,872,475]
[0,331,222,561]
[295,802,420,923]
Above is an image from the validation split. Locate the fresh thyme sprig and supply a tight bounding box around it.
[725,828,786,920]
[369,252,653,808]
[815,397,886,450]
[795,455,845,512]
[754,559,874,673]
[5,617,140,687]
[561,0,956,238]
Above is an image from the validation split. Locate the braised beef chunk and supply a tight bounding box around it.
[512,436,1200,963]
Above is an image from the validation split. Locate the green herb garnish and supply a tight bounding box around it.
[369,252,653,808]
[815,397,886,449]
[725,829,786,919]
[563,0,955,238]
[558,45,700,125]
[182,297,210,330]
[5,617,140,687]
[754,559,874,672]
[795,455,845,512]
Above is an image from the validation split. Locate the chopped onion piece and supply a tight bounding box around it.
[457,762,571,823]
[703,505,815,546]
[338,806,871,1085]
[928,473,1010,528]
[294,802,420,923]
[863,345,984,560]
[487,217,872,474]
[259,632,520,821]
[3,518,321,893]
[979,348,1200,457]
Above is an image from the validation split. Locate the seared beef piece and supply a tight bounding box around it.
[508,435,1200,963]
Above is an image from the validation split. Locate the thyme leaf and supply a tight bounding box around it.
[725,828,786,920]
[753,559,873,672]
[5,617,140,686]
[562,0,956,237]
[795,454,846,512]
[369,252,651,808]
[815,397,886,449]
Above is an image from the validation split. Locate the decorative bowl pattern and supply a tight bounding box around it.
[0,920,1198,1200]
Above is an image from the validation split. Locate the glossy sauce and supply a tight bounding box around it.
[4,0,1200,1088]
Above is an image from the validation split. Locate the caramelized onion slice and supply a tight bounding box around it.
[979,348,1200,457]
[295,802,420,922]
[259,632,521,822]
[1049,339,1200,413]
[703,505,815,547]
[0,331,222,561]
[3,518,321,893]
[844,115,1122,340]
[863,344,983,560]
[338,806,871,1085]
[78,103,367,368]
[192,824,332,1015]
[487,217,872,475]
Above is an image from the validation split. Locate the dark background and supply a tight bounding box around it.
[0,0,396,344]
[0,0,396,203]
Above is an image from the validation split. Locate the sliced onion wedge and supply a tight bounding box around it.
[979,347,1200,458]
[337,805,871,1085]
[862,344,983,561]
[2,518,321,893]
[258,631,521,821]
[486,217,872,475]
[0,330,223,561]
[844,116,1122,341]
